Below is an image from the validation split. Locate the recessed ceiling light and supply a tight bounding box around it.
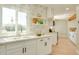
[66,8,70,10]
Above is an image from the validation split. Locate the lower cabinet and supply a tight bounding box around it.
[6,39,37,55]
[0,35,57,55]
[23,39,37,55]
[37,38,52,55]
[0,45,6,55]
[48,34,57,45]
[6,48,23,55]
[48,36,57,45]
[6,41,25,55]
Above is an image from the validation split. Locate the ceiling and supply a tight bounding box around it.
[19,4,78,19]
[2,4,77,15]
[41,4,77,15]
[41,4,77,19]
[1,4,78,20]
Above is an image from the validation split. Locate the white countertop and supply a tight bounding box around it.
[0,32,57,44]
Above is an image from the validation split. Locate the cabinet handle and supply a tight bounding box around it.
[22,48,24,54]
[25,48,27,53]
[44,42,47,46]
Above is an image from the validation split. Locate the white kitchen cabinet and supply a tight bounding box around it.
[37,38,45,55]
[36,34,57,55]
[24,39,37,55]
[6,41,25,55]
[0,33,57,55]
[0,45,6,55]
[69,32,77,45]
[49,33,57,45]
[46,7,53,18]
[37,38,51,55]
[6,48,23,55]
[43,37,52,54]
[6,39,37,55]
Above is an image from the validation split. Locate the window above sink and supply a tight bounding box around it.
[0,7,28,37]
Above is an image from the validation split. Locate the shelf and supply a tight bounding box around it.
[69,27,77,32]
[68,14,76,21]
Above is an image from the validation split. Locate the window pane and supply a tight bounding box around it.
[18,12,27,33]
[2,7,16,34]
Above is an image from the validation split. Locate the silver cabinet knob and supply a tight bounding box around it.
[22,48,24,54]
[44,42,47,46]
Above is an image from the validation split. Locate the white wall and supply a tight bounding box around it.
[55,20,68,37]
[0,6,2,34]
[76,6,79,46]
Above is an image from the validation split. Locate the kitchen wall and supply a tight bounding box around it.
[68,19,77,44]
[55,20,68,37]
[76,6,79,47]
[0,6,2,34]
[0,7,2,27]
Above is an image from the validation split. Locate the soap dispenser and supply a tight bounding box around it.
[49,26,53,33]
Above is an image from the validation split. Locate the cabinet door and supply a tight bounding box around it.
[44,38,52,54]
[37,38,45,55]
[0,45,6,55]
[37,38,51,55]
[6,47,23,55]
[49,34,57,45]
[24,39,37,55]
[69,32,77,44]
[6,41,25,55]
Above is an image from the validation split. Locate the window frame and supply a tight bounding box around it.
[0,7,28,37]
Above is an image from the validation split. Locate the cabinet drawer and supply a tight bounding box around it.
[24,39,37,46]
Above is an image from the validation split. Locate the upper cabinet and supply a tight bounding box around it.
[68,13,77,32]
[30,5,55,34]
[32,17,45,25]
[30,5,47,18]
[46,7,53,18]
[31,16,48,35]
